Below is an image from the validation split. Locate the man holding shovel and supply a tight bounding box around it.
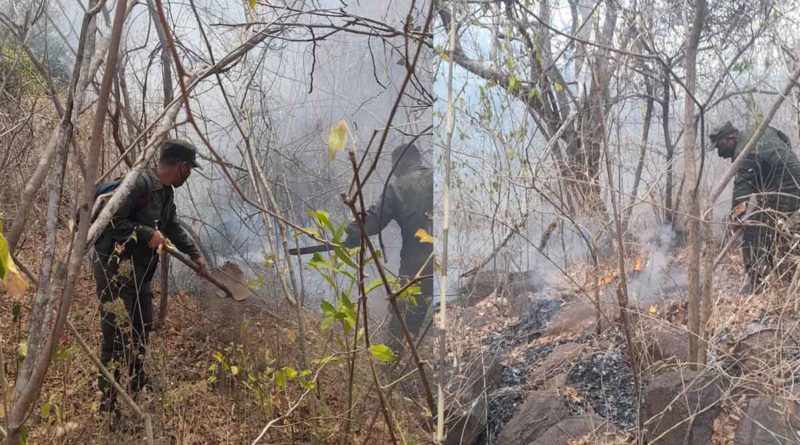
[710,122,800,293]
[290,143,434,352]
[92,139,207,417]
[343,143,434,351]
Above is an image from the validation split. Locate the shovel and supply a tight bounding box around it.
[155,244,235,330]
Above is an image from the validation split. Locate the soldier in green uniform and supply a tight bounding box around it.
[93,139,207,415]
[710,121,800,293]
[343,143,433,350]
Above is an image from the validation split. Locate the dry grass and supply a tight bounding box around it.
[0,225,431,444]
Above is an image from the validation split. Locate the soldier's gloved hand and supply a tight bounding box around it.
[193,256,208,277]
[148,230,166,250]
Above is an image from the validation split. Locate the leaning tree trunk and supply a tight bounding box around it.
[4,0,126,441]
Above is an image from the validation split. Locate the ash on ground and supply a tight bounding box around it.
[482,298,561,350]
[483,313,641,442]
[567,349,640,430]
[480,298,564,441]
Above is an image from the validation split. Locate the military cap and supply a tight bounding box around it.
[709,121,736,147]
[392,143,420,165]
[160,138,201,168]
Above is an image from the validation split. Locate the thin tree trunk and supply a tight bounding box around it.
[600,85,642,438]
[5,0,127,440]
[436,1,455,441]
[623,80,655,230]
[684,0,706,369]
[146,0,173,107]
[699,220,714,364]
[663,67,675,227]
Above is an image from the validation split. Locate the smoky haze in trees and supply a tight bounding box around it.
[116,0,435,310]
[434,0,800,300]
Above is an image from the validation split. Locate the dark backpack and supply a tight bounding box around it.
[78,176,153,226]
[774,127,793,148]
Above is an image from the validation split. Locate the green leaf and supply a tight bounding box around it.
[17,341,27,359]
[365,277,387,294]
[369,344,397,363]
[0,231,8,279]
[40,402,51,419]
[312,355,337,366]
[308,252,331,271]
[334,268,356,283]
[248,0,256,8]
[327,120,348,159]
[399,284,421,300]
[285,366,298,379]
[505,54,516,71]
[262,252,275,267]
[309,209,334,232]
[230,365,239,376]
[320,300,336,318]
[275,369,286,390]
[247,274,265,290]
[340,294,355,313]
[508,76,519,94]
[321,273,336,289]
[342,316,356,336]
[320,317,334,330]
[334,247,358,269]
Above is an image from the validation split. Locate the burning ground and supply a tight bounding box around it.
[443,240,799,445]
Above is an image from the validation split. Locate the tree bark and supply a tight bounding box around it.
[624,79,654,229]
[5,0,126,440]
[684,0,706,369]
[662,66,676,227]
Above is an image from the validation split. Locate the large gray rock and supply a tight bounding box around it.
[734,396,800,445]
[496,391,570,445]
[733,328,800,377]
[528,342,585,386]
[639,319,689,367]
[460,270,509,305]
[542,298,618,337]
[644,370,723,445]
[530,414,619,445]
[459,269,546,307]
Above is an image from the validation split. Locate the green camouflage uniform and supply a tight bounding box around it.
[344,160,433,346]
[729,126,800,290]
[93,169,200,401]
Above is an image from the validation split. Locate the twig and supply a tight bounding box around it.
[343,150,436,420]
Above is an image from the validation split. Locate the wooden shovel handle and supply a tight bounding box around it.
[163,244,234,299]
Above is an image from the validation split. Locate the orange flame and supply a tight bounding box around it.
[632,255,645,272]
[599,268,617,286]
